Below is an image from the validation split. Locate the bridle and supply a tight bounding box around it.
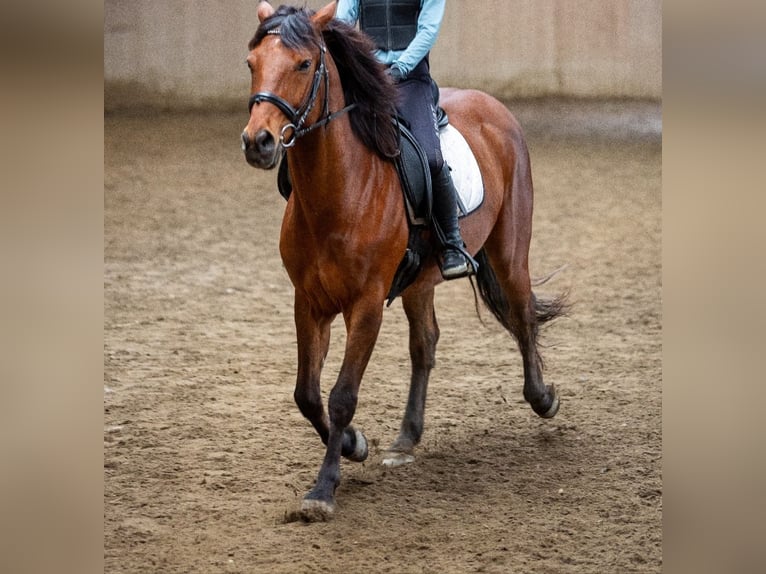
[247,29,356,148]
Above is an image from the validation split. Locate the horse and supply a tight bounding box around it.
[241,1,566,520]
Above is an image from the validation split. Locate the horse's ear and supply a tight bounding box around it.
[311,1,337,30]
[257,1,275,22]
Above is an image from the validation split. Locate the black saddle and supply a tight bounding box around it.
[393,106,449,225]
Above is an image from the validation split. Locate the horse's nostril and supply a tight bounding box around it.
[242,128,277,167]
[255,129,273,150]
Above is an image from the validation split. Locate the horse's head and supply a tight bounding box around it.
[241,1,337,169]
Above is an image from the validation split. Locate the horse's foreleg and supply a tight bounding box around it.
[383,287,439,466]
[301,301,383,518]
[293,294,332,443]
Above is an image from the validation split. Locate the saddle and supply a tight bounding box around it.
[383,109,450,305]
[276,108,452,306]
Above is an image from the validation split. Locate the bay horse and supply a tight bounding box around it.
[242,1,566,520]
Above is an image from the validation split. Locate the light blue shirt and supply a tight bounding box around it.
[335,0,445,76]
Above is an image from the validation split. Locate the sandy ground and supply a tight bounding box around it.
[104,100,661,573]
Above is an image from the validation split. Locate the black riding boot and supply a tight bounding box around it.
[432,163,473,279]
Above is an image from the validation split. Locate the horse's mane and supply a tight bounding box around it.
[249,5,400,159]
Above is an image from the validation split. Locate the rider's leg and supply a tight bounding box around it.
[395,58,472,279]
[430,162,471,279]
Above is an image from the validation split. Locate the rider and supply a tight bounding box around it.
[335,0,473,279]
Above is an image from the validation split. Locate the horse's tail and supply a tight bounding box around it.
[470,249,568,338]
[531,264,568,287]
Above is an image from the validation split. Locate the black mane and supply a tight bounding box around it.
[250,5,400,159]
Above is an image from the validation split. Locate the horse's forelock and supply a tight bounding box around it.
[249,6,319,51]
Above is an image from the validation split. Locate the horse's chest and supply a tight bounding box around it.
[281,235,361,305]
[280,207,400,309]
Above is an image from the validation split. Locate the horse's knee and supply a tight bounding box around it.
[294,385,322,420]
[328,385,358,428]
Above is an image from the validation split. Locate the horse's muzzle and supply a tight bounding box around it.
[242,129,279,169]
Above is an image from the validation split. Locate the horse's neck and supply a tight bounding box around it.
[287,72,385,224]
[288,128,373,222]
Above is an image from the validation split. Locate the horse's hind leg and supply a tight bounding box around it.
[488,247,560,418]
[477,247,559,418]
[477,130,562,417]
[515,287,560,418]
[383,286,439,466]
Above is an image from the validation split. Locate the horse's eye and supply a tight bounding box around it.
[298,59,312,71]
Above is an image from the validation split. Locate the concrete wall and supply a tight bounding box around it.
[104,0,661,109]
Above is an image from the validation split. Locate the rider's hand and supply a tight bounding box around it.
[387,65,405,84]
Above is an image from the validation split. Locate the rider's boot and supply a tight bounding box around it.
[432,163,473,279]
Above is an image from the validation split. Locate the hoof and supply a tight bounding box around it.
[381,451,415,467]
[345,428,368,462]
[283,498,335,523]
[299,498,335,522]
[540,392,560,419]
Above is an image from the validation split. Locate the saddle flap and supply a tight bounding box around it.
[394,120,432,225]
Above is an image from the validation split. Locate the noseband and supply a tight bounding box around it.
[247,30,356,148]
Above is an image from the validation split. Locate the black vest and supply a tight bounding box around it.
[359,0,421,52]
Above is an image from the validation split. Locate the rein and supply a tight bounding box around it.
[247,31,357,148]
